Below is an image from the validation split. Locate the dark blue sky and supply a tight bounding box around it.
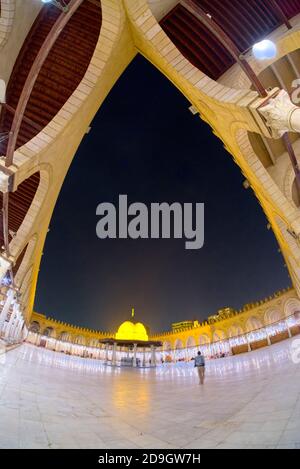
[34,55,290,333]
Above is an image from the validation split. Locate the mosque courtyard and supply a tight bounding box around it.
[0,339,299,449]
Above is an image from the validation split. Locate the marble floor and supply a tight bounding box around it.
[0,339,300,449]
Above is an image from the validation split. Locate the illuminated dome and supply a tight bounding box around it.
[115,320,149,341]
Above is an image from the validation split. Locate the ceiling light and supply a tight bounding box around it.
[252,39,277,60]
[41,0,68,13]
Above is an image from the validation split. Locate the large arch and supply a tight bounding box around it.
[227,324,244,338]
[73,335,86,346]
[284,297,300,319]
[0,172,40,254]
[264,308,283,326]
[186,336,196,348]
[18,265,34,320]
[29,320,40,333]
[245,316,263,333]
[59,331,71,342]
[42,326,55,338]
[14,237,38,287]
[163,340,172,352]
[199,334,210,345]
[89,338,100,348]
[213,329,227,342]
[174,338,183,350]
[0,0,300,337]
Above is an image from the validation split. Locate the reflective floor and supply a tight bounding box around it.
[0,339,300,448]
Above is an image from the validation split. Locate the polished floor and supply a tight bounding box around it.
[0,339,300,449]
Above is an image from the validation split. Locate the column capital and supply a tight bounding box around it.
[259,90,300,138]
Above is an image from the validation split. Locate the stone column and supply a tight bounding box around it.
[21,321,28,341]
[0,255,12,285]
[246,335,251,352]
[133,343,137,367]
[0,289,14,330]
[151,345,156,367]
[112,342,117,366]
[105,343,109,364]
[4,303,18,339]
[8,315,18,339]
[266,328,271,346]
[13,309,24,339]
[10,314,21,340]
[286,320,292,338]
[15,319,24,341]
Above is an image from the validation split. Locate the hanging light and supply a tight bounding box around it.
[252,39,277,60]
[41,0,69,13]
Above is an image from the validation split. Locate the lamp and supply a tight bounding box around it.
[41,0,69,13]
[252,39,277,60]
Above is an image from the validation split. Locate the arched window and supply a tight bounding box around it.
[29,321,40,333]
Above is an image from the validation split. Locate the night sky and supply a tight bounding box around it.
[34,55,290,333]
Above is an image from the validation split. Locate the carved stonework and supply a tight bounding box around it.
[259,90,300,138]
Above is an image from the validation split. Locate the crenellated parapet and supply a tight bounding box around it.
[149,287,299,349]
[29,312,115,347]
[28,286,299,351]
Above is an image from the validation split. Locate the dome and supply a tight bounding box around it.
[115,320,149,341]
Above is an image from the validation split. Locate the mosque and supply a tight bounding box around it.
[1,0,300,449]
[24,287,300,367]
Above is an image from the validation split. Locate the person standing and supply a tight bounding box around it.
[194,351,205,385]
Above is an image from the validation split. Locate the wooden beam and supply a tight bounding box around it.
[3,104,43,133]
[180,0,267,97]
[5,0,85,168]
[87,0,101,7]
[266,0,292,30]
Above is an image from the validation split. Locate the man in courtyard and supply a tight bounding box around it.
[194,351,205,385]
